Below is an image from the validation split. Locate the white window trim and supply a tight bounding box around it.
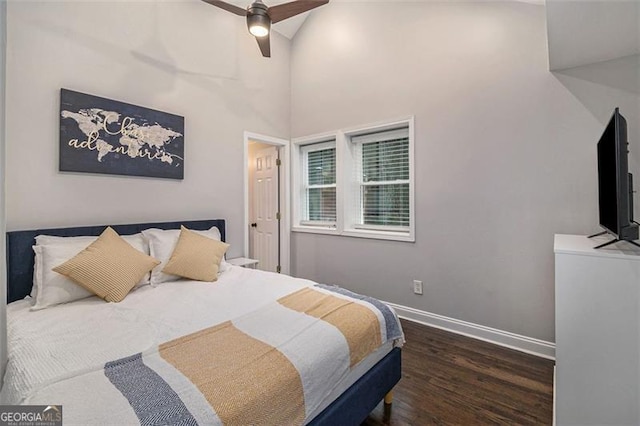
[301,141,337,225]
[343,117,415,242]
[292,133,340,235]
[291,116,415,242]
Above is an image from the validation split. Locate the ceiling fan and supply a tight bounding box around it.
[201,0,329,57]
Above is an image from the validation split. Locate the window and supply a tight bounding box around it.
[353,129,410,230]
[292,117,414,242]
[301,141,336,226]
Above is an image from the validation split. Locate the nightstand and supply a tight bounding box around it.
[227,257,259,269]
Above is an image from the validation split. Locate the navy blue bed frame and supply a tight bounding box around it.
[4,219,401,425]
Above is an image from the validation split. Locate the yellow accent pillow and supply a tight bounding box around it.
[53,227,160,302]
[162,226,230,282]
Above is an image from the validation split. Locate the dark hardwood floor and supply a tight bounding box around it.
[363,319,554,425]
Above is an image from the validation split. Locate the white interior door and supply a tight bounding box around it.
[252,146,280,272]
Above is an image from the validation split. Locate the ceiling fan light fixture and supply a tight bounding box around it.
[250,25,269,37]
[249,19,270,37]
[247,4,271,38]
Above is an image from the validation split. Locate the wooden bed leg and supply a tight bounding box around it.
[383,390,393,421]
[384,390,393,405]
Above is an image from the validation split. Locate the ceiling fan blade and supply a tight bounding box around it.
[201,0,247,16]
[268,0,329,24]
[255,34,271,57]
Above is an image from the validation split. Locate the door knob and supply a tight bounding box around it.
[251,223,257,228]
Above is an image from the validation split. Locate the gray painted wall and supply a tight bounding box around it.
[290,1,639,343]
[553,55,640,189]
[546,0,639,71]
[0,0,7,383]
[4,1,291,262]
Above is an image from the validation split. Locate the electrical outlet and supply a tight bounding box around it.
[413,280,423,295]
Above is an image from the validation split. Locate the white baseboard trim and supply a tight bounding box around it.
[386,302,556,360]
[552,365,557,426]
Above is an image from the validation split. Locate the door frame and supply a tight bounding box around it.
[243,131,290,275]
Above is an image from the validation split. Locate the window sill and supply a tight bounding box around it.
[342,228,415,242]
[292,225,340,236]
[292,225,415,242]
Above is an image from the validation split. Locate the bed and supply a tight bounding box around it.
[1,219,403,425]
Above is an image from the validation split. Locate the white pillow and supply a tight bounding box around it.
[31,233,150,310]
[142,226,229,286]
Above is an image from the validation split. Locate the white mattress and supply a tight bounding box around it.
[0,266,393,423]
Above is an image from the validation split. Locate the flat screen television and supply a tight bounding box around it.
[593,108,639,248]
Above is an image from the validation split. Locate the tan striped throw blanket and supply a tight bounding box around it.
[103,284,404,425]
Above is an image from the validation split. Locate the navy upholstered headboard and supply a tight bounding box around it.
[5,219,226,304]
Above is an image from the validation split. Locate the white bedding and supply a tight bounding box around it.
[0,266,396,424]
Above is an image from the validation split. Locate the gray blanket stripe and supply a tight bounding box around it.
[104,353,198,426]
[315,284,403,342]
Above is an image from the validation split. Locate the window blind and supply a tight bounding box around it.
[304,145,336,222]
[354,129,410,228]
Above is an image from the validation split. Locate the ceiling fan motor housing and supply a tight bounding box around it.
[247,2,271,36]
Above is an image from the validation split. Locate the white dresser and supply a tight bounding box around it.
[554,234,640,425]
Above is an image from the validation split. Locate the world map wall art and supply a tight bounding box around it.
[59,88,185,180]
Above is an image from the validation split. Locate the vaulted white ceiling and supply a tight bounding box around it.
[546,0,640,71]
[242,0,545,41]
[220,0,640,71]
